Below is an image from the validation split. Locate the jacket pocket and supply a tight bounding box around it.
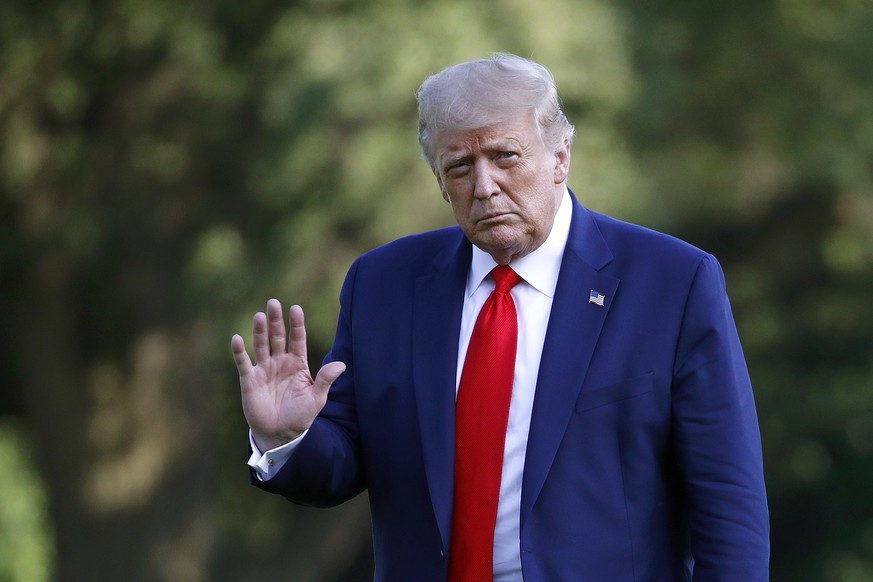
[575,372,654,413]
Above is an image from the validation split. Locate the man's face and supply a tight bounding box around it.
[434,114,570,264]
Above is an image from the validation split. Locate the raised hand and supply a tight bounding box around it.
[231,299,346,452]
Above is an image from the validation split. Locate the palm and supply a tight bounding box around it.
[232,300,346,451]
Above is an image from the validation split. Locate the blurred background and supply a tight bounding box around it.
[1,0,871,580]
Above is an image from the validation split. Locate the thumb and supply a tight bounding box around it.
[313,361,347,397]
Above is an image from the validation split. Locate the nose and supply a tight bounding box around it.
[472,161,500,199]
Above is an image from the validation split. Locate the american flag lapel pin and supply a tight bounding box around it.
[589,289,606,307]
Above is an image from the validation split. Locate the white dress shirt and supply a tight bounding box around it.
[249,188,573,581]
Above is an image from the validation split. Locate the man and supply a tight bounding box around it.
[232,54,770,581]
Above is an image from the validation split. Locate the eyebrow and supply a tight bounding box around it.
[439,139,523,169]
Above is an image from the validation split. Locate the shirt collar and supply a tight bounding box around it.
[467,187,572,298]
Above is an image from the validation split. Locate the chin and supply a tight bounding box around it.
[477,240,530,262]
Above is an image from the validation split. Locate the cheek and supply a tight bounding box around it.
[456,203,477,227]
[512,178,549,213]
[520,190,558,230]
[445,183,472,209]
[445,193,471,223]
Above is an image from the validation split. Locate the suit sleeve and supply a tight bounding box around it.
[672,253,770,580]
[250,259,367,507]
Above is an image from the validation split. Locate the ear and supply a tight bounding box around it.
[553,138,571,184]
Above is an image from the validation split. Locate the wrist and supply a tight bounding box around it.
[251,429,304,453]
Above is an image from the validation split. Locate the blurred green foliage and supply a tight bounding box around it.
[1,0,871,580]
[0,422,53,582]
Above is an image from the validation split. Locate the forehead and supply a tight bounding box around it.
[435,115,540,156]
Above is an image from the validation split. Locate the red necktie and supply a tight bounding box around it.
[449,265,522,582]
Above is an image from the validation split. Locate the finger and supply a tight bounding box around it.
[266,298,287,356]
[287,304,309,361]
[313,360,347,400]
[230,334,253,376]
[252,311,269,364]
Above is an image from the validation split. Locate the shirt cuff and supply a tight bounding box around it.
[247,429,308,481]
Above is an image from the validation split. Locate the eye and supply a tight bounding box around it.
[444,161,469,176]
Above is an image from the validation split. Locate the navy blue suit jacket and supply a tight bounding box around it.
[254,194,770,581]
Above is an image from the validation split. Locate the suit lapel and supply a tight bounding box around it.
[412,232,470,552]
[520,199,619,528]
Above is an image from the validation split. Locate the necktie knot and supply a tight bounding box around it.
[491,265,521,294]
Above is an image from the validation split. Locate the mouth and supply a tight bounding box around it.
[477,211,513,224]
